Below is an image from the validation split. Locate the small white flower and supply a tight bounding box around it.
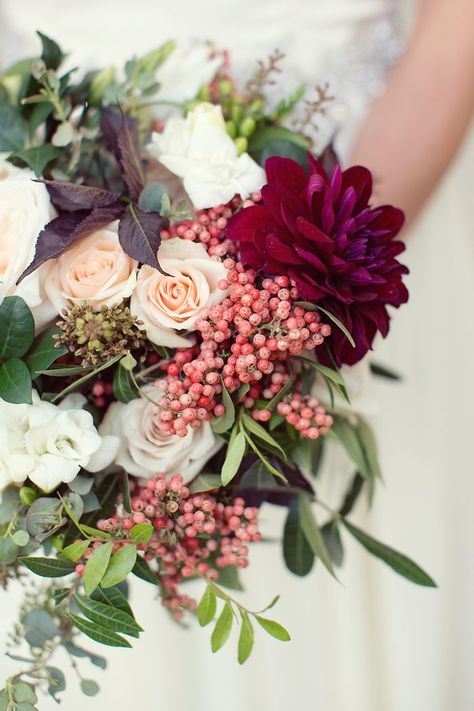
[149,102,265,209]
[0,393,120,493]
[100,385,222,481]
[130,238,227,347]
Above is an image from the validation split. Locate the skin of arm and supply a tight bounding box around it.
[349,0,474,224]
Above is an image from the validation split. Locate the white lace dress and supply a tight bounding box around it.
[1,1,474,709]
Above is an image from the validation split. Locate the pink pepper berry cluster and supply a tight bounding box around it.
[161,194,262,259]
[155,262,331,436]
[94,474,260,620]
[276,393,334,439]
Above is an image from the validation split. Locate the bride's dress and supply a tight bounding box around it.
[2,1,474,710]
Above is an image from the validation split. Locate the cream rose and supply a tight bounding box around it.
[130,237,227,347]
[0,158,52,311]
[44,222,137,315]
[100,385,222,481]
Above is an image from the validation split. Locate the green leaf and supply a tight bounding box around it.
[112,364,138,403]
[129,523,153,544]
[46,666,66,702]
[68,613,132,648]
[91,585,135,618]
[0,690,8,711]
[211,382,235,434]
[356,417,382,481]
[0,537,18,564]
[12,145,63,177]
[0,358,32,404]
[283,501,314,577]
[23,608,59,646]
[138,183,169,212]
[267,374,295,411]
[12,682,37,705]
[321,521,344,567]
[237,611,254,664]
[53,588,69,605]
[241,413,287,460]
[0,487,20,524]
[298,356,345,385]
[298,494,337,579]
[0,296,34,358]
[100,544,137,588]
[189,474,222,493]
[122,471,132,514]
[214,565,243,591]
[342,519,437,587]
[83,542,114,595]
[37,31,64,70]
[221,431,246,486]
[331,415,371,483]
[0,104,25,151]
[25,327,67,378]
[19,556,75,578]
[197,585,217,626]
[61,540,90,562]
[74,594,142,637]
[255,616,291,641]
[132,556,158,585]
[79,524,111,540]
[80,679,100,697]
[211,602,233,652]
[11,530,30,547]
[249,125,310,169]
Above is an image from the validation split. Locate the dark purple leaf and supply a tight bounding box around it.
[42,180,122,212]
[118,205,168,273]
[117,113,145,201]
[100,108,136,159]
[17,211,89,283]
[70,205,125,240]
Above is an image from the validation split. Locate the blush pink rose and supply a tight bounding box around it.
[44,222,137,314]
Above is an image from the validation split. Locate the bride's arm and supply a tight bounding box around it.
[349,0,474,224]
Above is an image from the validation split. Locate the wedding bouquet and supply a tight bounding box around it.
[0,33,435,708]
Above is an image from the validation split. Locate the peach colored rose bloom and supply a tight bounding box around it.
[44,222,137,314]
[130,237,227,347]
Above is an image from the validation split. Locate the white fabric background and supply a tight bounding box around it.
[1,1,473,709]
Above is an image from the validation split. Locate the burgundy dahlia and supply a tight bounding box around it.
[226,155,408,366]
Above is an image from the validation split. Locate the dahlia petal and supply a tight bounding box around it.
[265,234,301,264]
[342,166,373,209]
[226,203,271,243]
[264,156,308,195]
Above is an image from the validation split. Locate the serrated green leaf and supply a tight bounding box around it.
[83,542,114,595]
[100,544,137,589]
[211,382,235,434]
[0,358,32,404]
[19,556,75,578]
[74,594,142,637]
[197,585,217,626]
[211,602,233,652]
[129,523,153,544]
[298,494,337,579]
[25,327,67,378]
[342,519,437,587]
[68,613,131,648]
[237,611,254,664]
[255,616,291,641]
[283,501,314,577]
[221,431,246,486]
[61,540,90,562]
[0,296,34,358]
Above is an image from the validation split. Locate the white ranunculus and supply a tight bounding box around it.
[154,42,222,118]
[130,237,227,347]
[149,102,266,209]
[0,401,35,491]
[100,385,222,482]
[0,158,53,312]
[0,393,120,493]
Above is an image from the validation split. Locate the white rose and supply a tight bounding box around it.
[149,102,266,209]
[0,158,52,312]
[153,41,222,119]
[100,385,222,481]
[43,222,137,316]
[0,400,35,491]
[130,237,227,347]
[0,393,120,493]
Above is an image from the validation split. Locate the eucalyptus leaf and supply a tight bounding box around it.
[0,537,18,564]
[138,183,169,212]
[81,680,100,697]
[12,682,37,705]
[46,666,66,702]
[23,608,59,646]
